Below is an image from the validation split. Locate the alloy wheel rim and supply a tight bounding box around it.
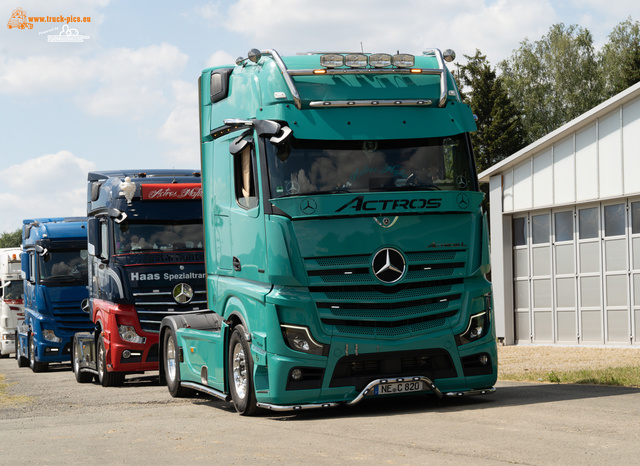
[166,337,176,382]
[98,344,104,380]
[29,337,35,366]
[232,342,247,400]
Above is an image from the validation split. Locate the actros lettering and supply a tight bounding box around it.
[336,195,442,213]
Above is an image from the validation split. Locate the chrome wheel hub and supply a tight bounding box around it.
[232,342,247,400]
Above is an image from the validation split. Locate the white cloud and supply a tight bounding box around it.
[195,2,221,20]
[0,151,95,233]
[0,43,188,118]
[220,0,588,65]
[159,80,200,167]
[206,50,235,68]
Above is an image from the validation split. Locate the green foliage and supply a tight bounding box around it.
[458,50,526,173]
[499,23,603,144]
[0,229,22,248]
[600,17,640,97]
[456,50,525,216]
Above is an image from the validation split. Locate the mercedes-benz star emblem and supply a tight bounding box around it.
[300,198,317,215]
[372,248,406,283]
[173,283,194,304]
[456,193,470,209]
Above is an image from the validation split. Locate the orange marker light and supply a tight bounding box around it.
[313,69,327,74]
[410,69,422,74]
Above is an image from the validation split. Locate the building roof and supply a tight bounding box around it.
[478,80,640,183]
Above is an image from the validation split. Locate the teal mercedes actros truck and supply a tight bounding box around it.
[158,48,496,415]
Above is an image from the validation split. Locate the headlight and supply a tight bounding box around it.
[281,325,327,356]
[2,333,15,341]
[456,311,489,346]
[42,329,62,343]
[118,325,146,344]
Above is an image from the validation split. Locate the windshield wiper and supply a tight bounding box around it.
[371,185,442,192]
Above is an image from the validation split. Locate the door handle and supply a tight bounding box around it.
[233,256,241,272]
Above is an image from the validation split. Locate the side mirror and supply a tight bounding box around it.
[270,126,293,161]
[87,217,101,258]
[80,298,90,314]
[108,208,128,224]
[229,130,254,156]
[35,245,49,259]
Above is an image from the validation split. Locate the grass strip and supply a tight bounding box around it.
[499,366,640,388]
[0,373,32,406]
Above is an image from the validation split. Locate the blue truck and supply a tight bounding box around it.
[16,217,93,372]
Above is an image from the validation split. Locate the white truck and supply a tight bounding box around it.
[1,248,24,357]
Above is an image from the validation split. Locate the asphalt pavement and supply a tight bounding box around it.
[1,357,639,465]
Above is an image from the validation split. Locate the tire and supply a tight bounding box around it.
[163,329,194,397]
[29,334,48,373]
[72,339,93,383]
[97,334,125,387]
[228,325,258,416]
[16,335,28,368]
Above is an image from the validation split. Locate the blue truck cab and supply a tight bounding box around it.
[16,217,93,372]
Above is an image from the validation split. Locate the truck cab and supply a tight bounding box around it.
[1,248,24,358]
[159,48,496,414]
[16,218,92,371]
[72,170,205,386]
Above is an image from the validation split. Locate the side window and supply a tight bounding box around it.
[234,145,258,209]
[100,221,109,260]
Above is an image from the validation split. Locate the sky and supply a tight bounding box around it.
[0,0,639,233]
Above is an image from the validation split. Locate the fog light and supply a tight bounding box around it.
[456,311,489,346]
[479,354,489,365]
[320,54,344,68]
[122,350,131,359]
[345,54,367,68]
[291,368,303,380]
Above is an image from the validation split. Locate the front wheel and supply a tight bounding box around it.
[228,325,258,416]
[163,329,194,397]
[97,335,125,387]
[29,334,48,373]
[72,339,93,383]
[16,335,28,367]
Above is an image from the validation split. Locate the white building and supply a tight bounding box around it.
[479,81,640,346]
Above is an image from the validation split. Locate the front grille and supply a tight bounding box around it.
[133,289,207,333]
[330,348,457,390]
[51,302,94,334]
[305,250,467,336]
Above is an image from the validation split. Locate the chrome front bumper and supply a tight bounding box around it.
[256,376,496,412]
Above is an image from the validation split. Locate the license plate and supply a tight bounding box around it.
[373,381,424,395]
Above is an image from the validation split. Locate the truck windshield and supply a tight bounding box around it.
[38,249,88,287]
[115,222,204,254]
[264,134,477,198]
[2,281,24,300]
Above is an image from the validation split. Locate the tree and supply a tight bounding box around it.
[0,229,22,248]
[499,23,603,143]
[456,50,526,219]
[600,17,640,97]
[458,50,526,173]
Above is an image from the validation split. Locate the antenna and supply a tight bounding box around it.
[361,42,364,53]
